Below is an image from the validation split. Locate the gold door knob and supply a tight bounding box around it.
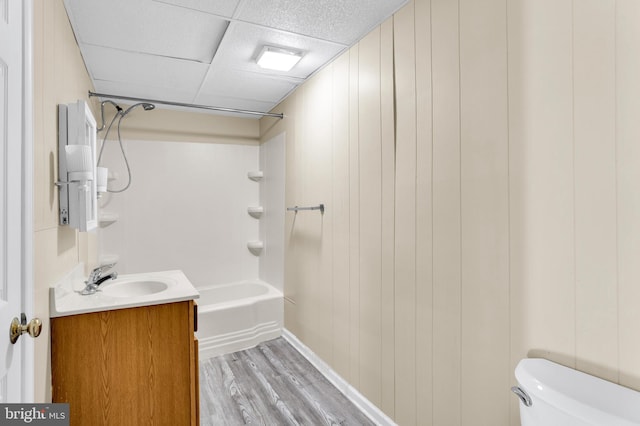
[10,313,42,344]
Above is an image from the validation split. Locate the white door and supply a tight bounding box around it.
[0,0,33,402]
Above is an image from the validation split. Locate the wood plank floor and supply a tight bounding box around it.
[199,338,376,426]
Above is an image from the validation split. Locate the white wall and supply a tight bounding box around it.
[258,132,286,291]
[99,138,260,288]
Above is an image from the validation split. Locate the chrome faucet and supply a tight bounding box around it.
[81,263,118,295]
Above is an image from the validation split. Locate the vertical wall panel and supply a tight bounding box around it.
[331,56,352,380]
[573,0,618,383]
[348,44,361,388]
[298,70,334,361]
[358,27,383,405]
[507,0,578,419]
[283,92,302,339]
[379,17,396,419]
[393,3,417,425]
[414,0,433,423]
[431,0,461,423]
[285,82,317,347]
[459,0,510,424]
[617,0,640,392]
[286,92,301,336]
[508,2,575,421]
[506,3,521,419]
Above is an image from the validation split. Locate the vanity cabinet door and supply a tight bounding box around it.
[51,301,199,426]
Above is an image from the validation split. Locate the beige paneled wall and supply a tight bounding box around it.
[393,4,417,425]
[357,25,383,408]
[431,0,462,423]
[378,19,397,419]
[33,0,98,403]
[617,0,640,392]
[573,0,618,382]
[507,2,576,423]
[460,0,510,422]
[261,0,640,424]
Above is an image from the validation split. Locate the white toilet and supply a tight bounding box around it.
[513,358,640,425]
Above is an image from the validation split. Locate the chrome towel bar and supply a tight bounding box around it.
[287,204,325,214]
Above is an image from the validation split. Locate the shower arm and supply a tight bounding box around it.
[88,91,284,119]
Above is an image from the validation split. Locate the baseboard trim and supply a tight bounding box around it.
[282,329,397,426]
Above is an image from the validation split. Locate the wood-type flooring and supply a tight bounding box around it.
[199,338,376,425]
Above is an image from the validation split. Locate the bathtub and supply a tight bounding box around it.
[196,280,283,360]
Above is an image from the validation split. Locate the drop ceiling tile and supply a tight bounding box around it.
[65,0,407,117]
[93,79,197,105]
[64,0,229,63]
[212,21,346,80]
[199,68,300,103]
[83,45,209,93]
[151,0,241,18]
[193,92,279,114]
[236,0,408,45]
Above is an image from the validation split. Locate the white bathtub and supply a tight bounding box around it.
[196,280,283,360]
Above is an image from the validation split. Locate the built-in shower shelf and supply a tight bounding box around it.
[247,171,263,181]
[248,206,264,218]
[247,241,264,256]
[99,212,119,227]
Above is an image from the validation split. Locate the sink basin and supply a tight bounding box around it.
[50,269,200,318]
[101,280,169,298]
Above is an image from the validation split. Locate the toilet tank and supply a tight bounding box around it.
[514,359,640,426]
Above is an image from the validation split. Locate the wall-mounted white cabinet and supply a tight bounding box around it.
[58,100,98,232]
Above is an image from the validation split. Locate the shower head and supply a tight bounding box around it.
[122,102,156,116]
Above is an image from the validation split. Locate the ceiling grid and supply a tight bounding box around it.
[63,0,408,117]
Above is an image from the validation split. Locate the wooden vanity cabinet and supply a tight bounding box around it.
[51,300,199,426]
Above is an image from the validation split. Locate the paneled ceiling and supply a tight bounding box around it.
[63,0,408,117]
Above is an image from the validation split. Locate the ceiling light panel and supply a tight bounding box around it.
[256,47,303,71]
[236,0,408,45]
[211,21,346,79]
[82,45,210,92]
[64,0,229,63]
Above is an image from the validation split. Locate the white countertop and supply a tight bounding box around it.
[50,268,200,318]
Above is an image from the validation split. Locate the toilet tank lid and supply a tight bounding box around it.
[515,359,640,425]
